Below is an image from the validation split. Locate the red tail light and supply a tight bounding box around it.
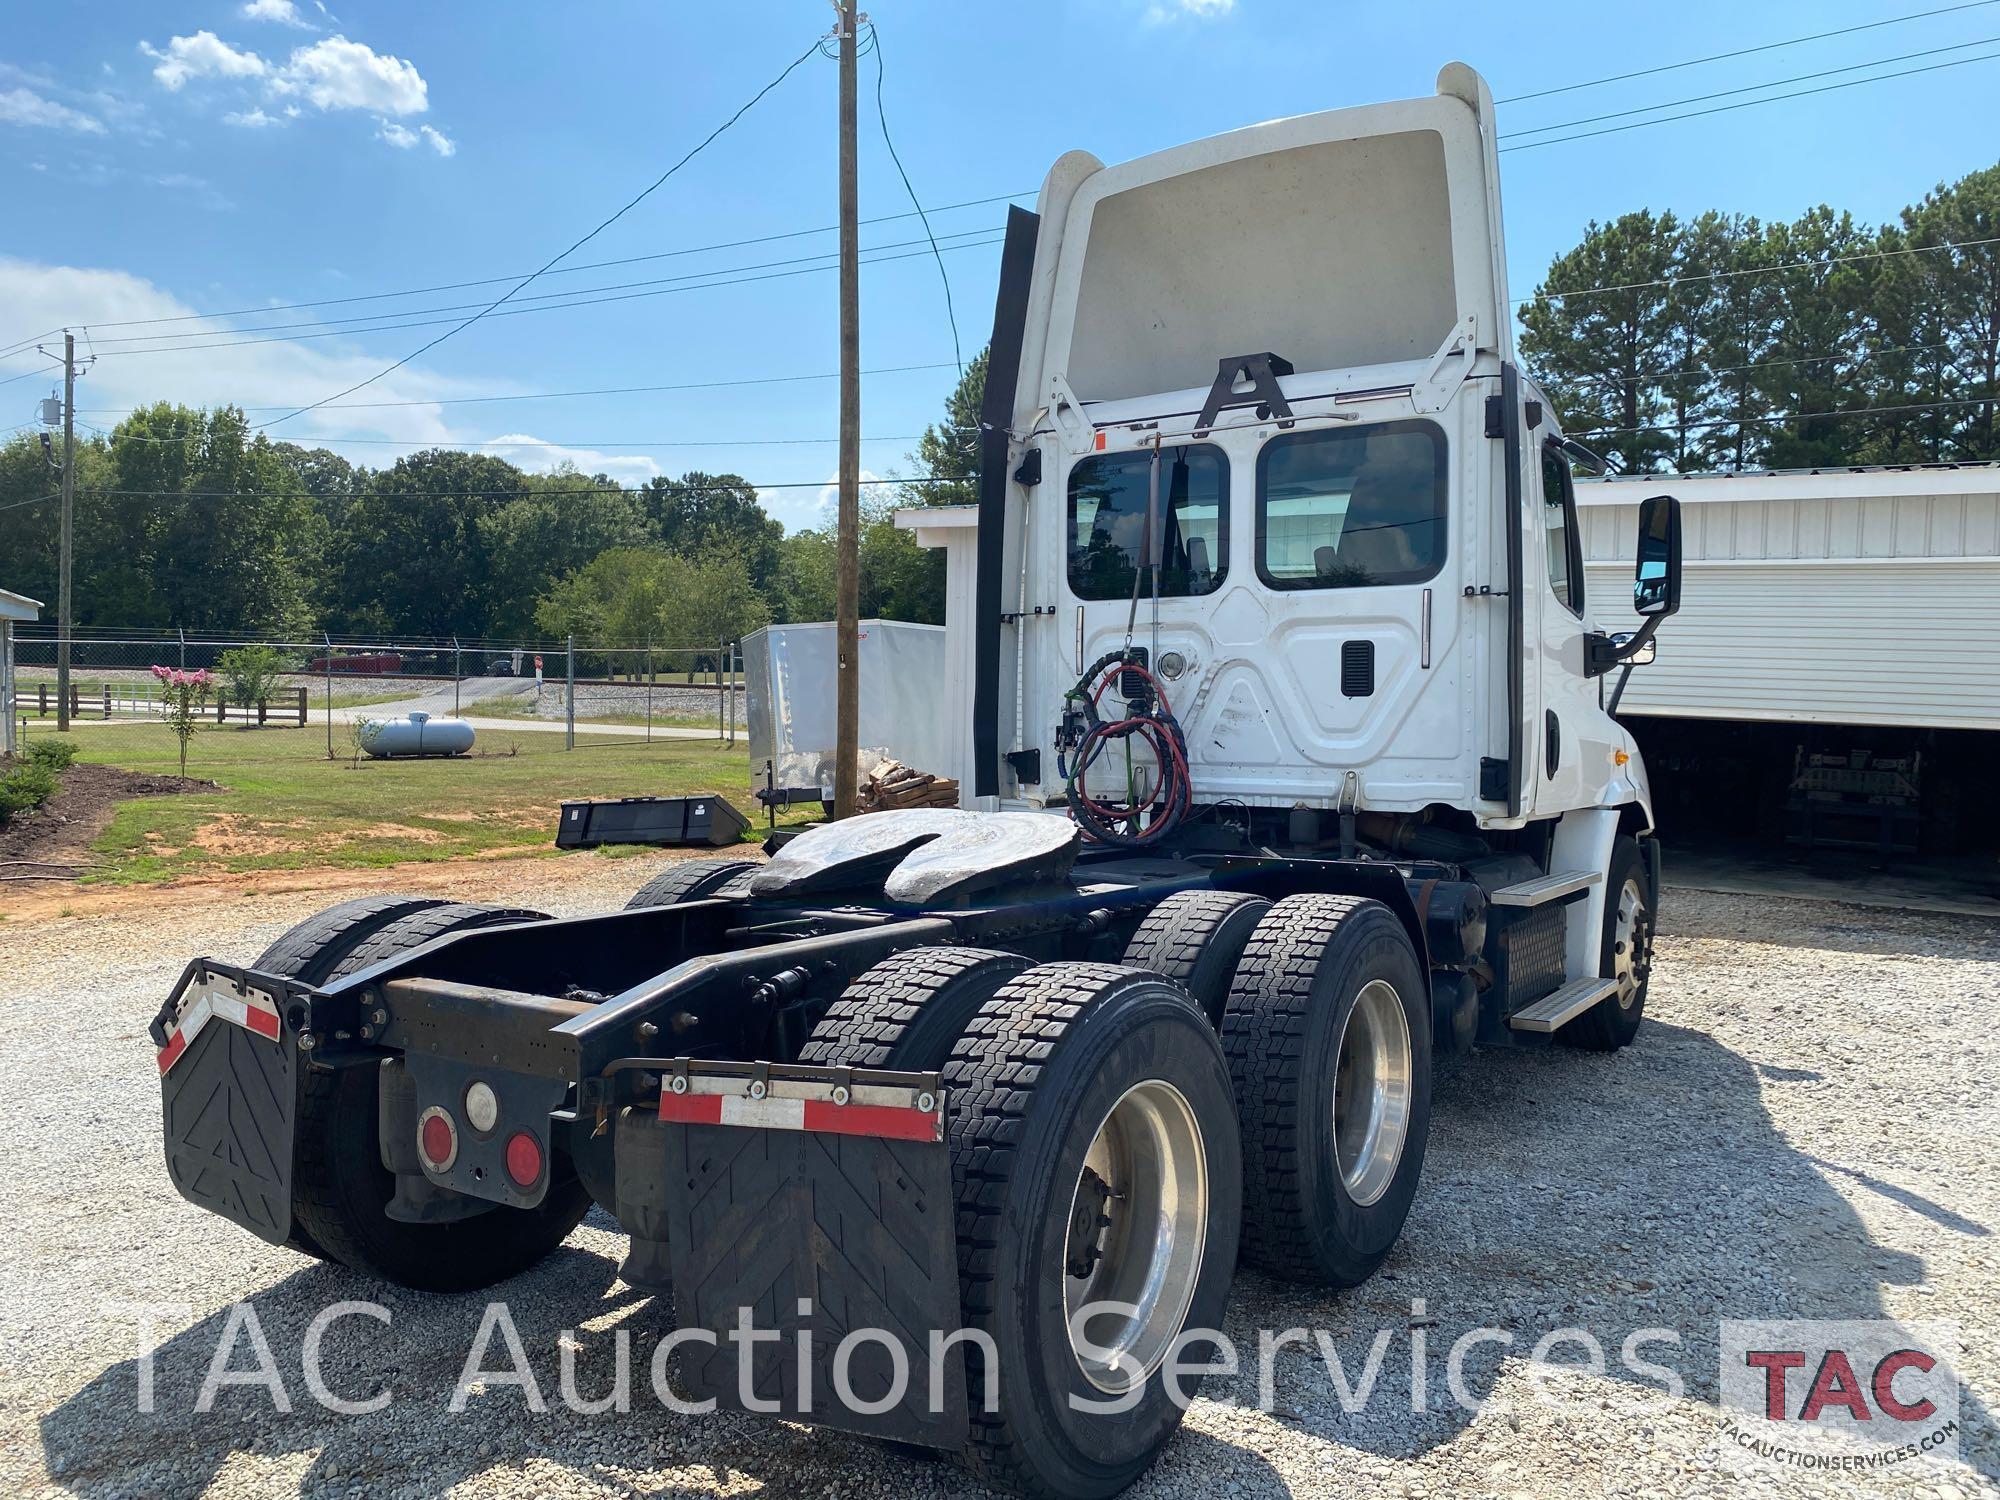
[418,1107,458,1171]
[504,1130,543,1189]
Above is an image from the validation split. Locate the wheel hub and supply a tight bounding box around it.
[1332,978,1413,1208]
[1062,1080,1208,1395]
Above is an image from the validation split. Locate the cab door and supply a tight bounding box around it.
[1530,436,1598,813]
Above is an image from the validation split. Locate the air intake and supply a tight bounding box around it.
[1341,640,1375,697]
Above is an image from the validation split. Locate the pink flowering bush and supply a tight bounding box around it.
[151,664,212,780]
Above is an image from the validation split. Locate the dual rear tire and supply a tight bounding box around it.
[254,897,591,1293]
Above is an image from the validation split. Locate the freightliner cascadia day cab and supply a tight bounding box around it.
[153,65,1681,1499]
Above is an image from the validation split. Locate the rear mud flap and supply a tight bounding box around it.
[154,960,305,1245]
[654,1062,969,1450]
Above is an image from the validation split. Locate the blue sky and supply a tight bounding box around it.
[2,0,1993,529]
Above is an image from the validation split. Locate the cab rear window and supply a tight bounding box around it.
[1256,421,1447,589]
[1068,444,1229,600]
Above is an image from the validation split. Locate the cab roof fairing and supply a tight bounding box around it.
[1006,63,1513,440]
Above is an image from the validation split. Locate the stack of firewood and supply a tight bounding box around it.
[859,759,960,812]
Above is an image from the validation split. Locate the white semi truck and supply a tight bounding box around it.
[153,64,1680,1499]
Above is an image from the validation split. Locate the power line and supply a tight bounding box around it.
[1493,0,2000,103]
[1500,47,2000,154]
[1563,338,1963,393]
[260,36,825,429]
[4,194,1033,344]
[78,227,1004,350]
[9,475,961,505]
[84,425,926,450]
[869,22,962,382]
[1502,33,2000,140]
[67,237,1006,359]
[75,360,961,418]
[1573,394,1997,438]
[1522,234,2000,306]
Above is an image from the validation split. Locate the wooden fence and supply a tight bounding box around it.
[12,683,309,726]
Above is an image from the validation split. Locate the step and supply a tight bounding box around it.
[1508,978,1619,1033]
[1489,869,1602,907]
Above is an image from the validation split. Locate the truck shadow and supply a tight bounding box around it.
[36,1021,1991,1497]
[1209,1019,1995,1481]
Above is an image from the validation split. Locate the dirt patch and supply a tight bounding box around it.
[0,762,219,875]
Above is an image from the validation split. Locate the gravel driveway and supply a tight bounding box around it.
[1,864,1994,1499]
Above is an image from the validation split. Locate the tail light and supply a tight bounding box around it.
[504,1130,544,1189]
[418,1106,458,1171]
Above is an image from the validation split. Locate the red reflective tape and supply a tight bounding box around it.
[801,1099,940,1142]
[657,1092,724,1125]
[156,1030,188,1075]
[244,1005,281,1041]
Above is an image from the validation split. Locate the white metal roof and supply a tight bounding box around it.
[1578,463,2000,506]
[0,588,42,622]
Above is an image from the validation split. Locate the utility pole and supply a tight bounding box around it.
[56,332,77,733]
[833,0,862,819]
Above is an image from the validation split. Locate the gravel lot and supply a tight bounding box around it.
[1,861,1995,1500]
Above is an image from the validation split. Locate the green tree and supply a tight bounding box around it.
[637,472,783,588]
[331,449,527,638]
[1520,211,1681,472]
[896,346,986,507]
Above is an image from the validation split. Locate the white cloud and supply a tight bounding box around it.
[755,468,883,535]
[241,0,314,26]
[142,31,268,92]
[0,255,508,464]
[1144,0,1234,18]
[273,35,426,115]
[222,106,280,128]
[376,117,452,156]
[478,436,663,486]
[0,86,107,134]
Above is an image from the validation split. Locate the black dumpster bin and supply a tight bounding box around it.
[554,794,751,850]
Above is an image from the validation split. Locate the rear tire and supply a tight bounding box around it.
[253,894,451,984]
[798,947,1031,1069]
[251,895,453,1258]
[944,963,1239,1499]
[1222,894,1430,1287]
[1122,890,1272,1026]
[1560,836,1653,1052]
[291,902,591,1292]
[625,858,758,909]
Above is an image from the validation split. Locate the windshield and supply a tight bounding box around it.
[1068,444,1229,600]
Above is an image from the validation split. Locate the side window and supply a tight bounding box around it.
[1540,441,1584,614]
[1067,444,1228,600]
[1255,421,1447,590]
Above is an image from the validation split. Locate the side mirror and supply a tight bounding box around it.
[1634,494,1682,618]
[1609,631,1657,666]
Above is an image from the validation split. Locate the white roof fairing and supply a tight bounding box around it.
[1019,64,1512,420]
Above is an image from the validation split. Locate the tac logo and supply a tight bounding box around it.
[1719,1320,1961,1474]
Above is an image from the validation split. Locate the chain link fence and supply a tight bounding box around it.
[8,628,745,762]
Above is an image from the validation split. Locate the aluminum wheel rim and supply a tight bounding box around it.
[1612,876,1647,1008]
[1333,979,1412,1208]
[1062,1079,1208,1395]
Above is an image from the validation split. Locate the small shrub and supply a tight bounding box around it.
[151,665,213,780]
[218,644,289,712]
[0,761,59,825]
[23,737,76,772]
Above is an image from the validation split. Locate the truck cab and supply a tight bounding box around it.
[970,61,1678,1003]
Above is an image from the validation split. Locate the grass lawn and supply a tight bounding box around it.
[466,699,728,732]
[56,722,779,884]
